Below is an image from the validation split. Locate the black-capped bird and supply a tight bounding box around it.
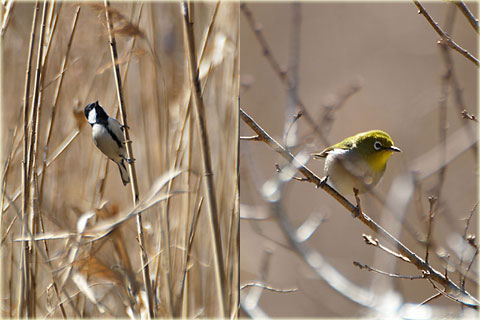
[84,101,130,185]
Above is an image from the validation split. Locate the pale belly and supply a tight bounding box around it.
[324,149,384,195]
[92,124,125,162]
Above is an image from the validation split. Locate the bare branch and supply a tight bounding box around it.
[353,262,424,280]
[240,107,479,308]
[454,1,479,34]
[413,0,479,67]
[241,283,298,293]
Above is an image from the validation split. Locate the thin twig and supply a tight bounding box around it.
[462,110,479,123]
[460,202,478,288]
[181,1,226,316]
[427,277,475,306]
[242,248,273,310]
[240,135,261,141]
[425,196,436,263]
[435,3,454,199]
[240,283,298,293]
[454,1,479,34]
[318,79,362,137]
[275,163,308,182]
[103,1,154,317]
[240,3,330,146]
[420,293,442,305]
[413,0,479,67]
[353,262,424,280]
[240,107,479,308]
[362,234,411,263]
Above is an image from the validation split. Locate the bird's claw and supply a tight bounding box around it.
[317,175,329,189]
[353,188,362,218]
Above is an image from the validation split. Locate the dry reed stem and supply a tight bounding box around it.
[34,7,81,317]
[97,3,143,206]
[104,1,154,317]
[19,1,40,316]
[181,1,226,316]
[1,0,15,37]
[160,95,194,316]
[7,192,81,317]
[240,107,479,309]
[161,4,220,313]
[3,129,81,215]
[39,6,80,206]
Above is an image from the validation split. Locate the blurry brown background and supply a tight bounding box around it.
[240,2,478,318]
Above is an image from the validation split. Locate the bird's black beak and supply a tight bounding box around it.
[388,146,401,152]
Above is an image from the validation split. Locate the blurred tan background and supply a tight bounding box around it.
[240,2,477,318]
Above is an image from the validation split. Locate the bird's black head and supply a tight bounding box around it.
[84,101,108,125]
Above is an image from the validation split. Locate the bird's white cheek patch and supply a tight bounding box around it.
[88,108,97,124]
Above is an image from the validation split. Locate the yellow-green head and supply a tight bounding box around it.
[312,130,401,194]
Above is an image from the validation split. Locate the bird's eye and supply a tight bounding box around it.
[373,141,383,151]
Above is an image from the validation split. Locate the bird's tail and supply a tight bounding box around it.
[117,160,130,186]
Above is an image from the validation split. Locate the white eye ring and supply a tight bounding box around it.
[373,141,383,151]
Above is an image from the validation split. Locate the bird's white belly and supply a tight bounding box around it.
[92,124,125,162]
[325,149,383,195]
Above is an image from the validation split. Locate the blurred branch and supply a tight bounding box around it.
[240,107,479,308]
[240,3,330,146]
[241,248,273,312]
[408,125,478,181]
[318,79,362,138]
[413,0,479,67]
[434,5,455,199]
[267,156,378,307]
[103,1,154,317]
[0,0,14,37]
[425,196,437,263]
[284,2,300,149]
[454,0,479,34]
[181,1,226,317]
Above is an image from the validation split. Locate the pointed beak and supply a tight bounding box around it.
[388,146,401,152]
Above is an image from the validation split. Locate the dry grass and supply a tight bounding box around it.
[1,1,238,318]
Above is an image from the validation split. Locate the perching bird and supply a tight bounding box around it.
[312,130,401,195]
[84,101,130,185]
